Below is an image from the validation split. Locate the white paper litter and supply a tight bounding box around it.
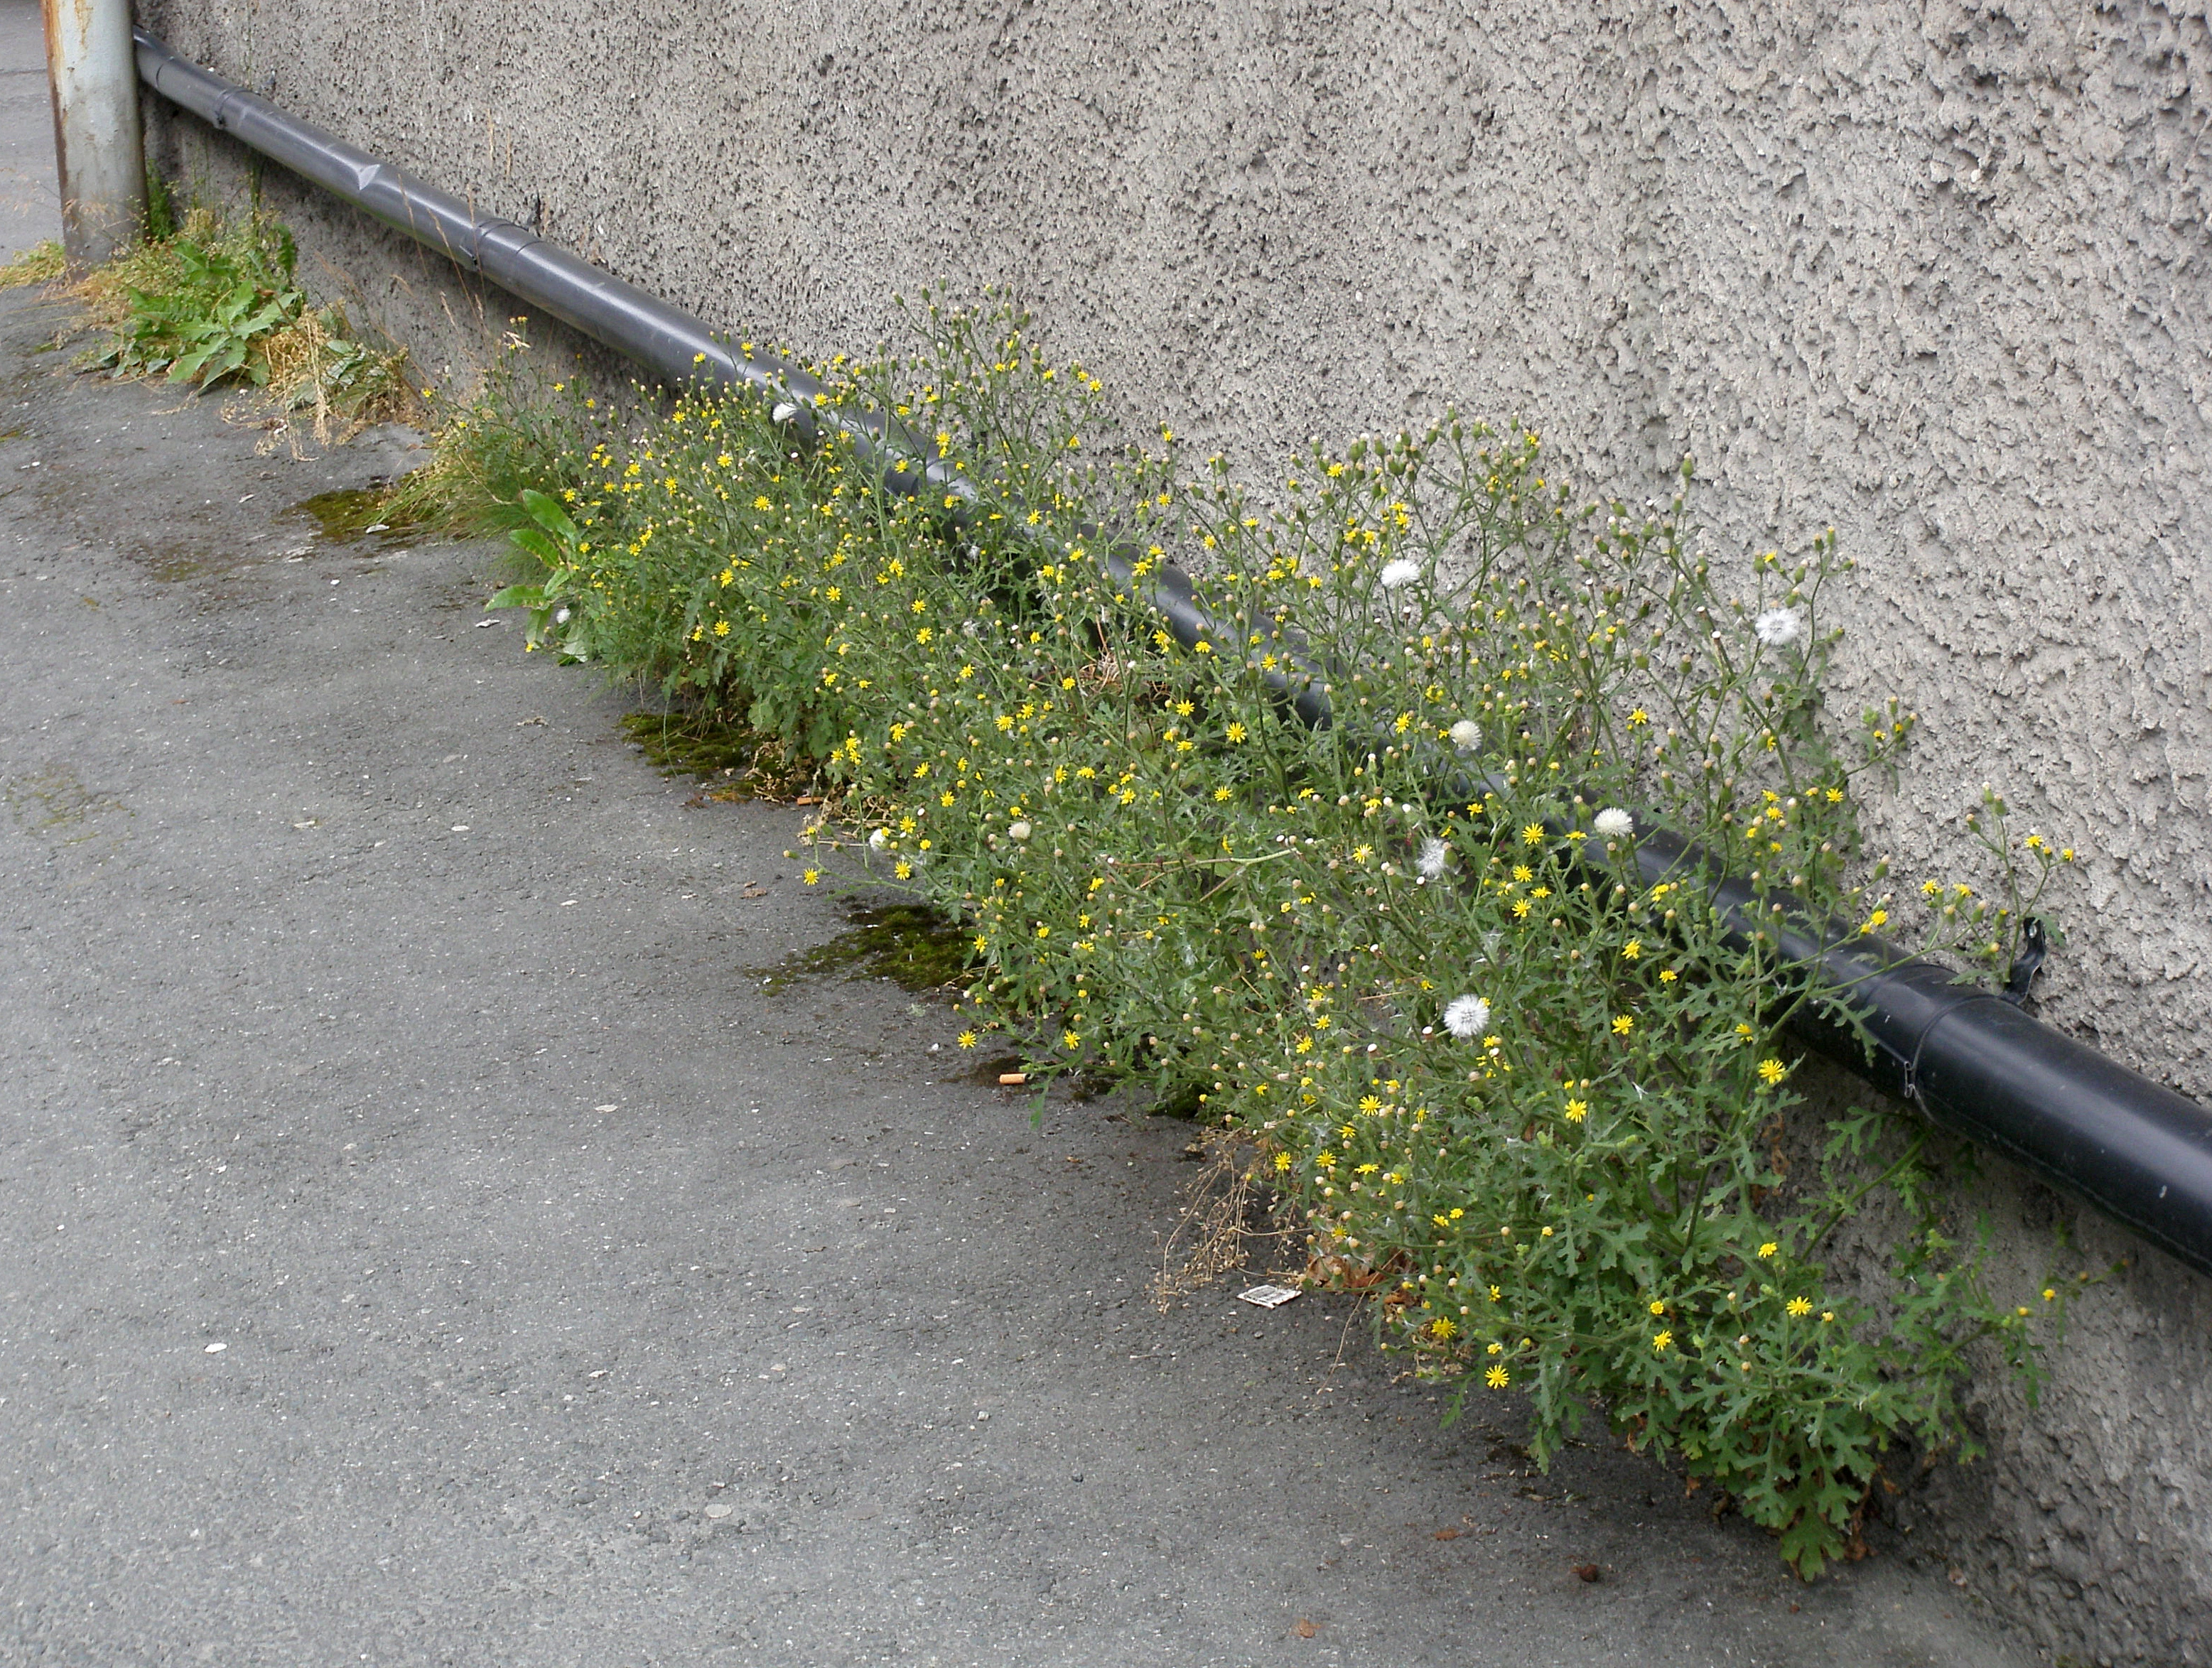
[1236,1284,1300,1309]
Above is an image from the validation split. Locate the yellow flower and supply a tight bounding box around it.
[1622,938,1641,959]
[752,494,771,511]
[1649,1299,1666,1316]
[1652,1330,1672,1351]
[1485,1364,1509,1388]
[1521,823,1545,846]
[1430,1317,1456,1340]
[712,620,731,637]
[1275,1152,1293,1171]
[956,1031,978,1049]
[1758,1242,1778,1259]
[1757,1058,1787,1085]
[1612,1015,1634,1036]
[1628,708,1649,726]
[802,870,821,885]
[1786,1296,1813,1317]
[1226,722,1248,743]
[1563,1098,1587,1122]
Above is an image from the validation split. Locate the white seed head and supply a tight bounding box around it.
[1443,994,1491,1039]
[868,828,890,851]
[1379,558,1422,590]
[1007,820,1032,841]
[1595,807,1634,839]
[1449,719,1482,749]
[1417,837,1450,881]
[1754,606,1806,648]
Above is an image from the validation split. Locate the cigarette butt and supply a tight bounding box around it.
[998,1072,1028,1086]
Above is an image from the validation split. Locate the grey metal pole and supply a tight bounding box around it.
[44,0,144,271]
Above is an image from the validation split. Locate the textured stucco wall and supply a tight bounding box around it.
[136,0,2212,1657]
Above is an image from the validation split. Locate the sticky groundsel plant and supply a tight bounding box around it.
[428,296,2080,1576]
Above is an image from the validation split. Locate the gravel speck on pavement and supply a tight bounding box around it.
[0,242,2032,1668]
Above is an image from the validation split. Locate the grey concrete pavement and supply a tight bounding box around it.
[0,298,2050,1662]
[0,1,56,266]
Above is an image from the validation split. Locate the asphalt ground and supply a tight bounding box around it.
[0,291,2055,1668]
[0,0,55,269]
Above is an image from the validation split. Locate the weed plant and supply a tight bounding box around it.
[388,341,596,538]
[16,205,413,441]
[0,241,64,289]
[432,298,2078,1576]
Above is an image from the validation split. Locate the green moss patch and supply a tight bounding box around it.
[752,901,973,996]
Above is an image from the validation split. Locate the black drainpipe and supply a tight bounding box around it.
[134,30,2212,1278]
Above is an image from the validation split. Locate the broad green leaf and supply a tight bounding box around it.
[507,525,565,570]
[519,487,580,545]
